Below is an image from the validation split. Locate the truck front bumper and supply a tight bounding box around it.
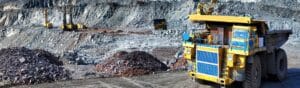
[188,71,233,85]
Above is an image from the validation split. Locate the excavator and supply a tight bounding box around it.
[43,9,53,28]
[60,6,87,31]
[195,0,217,15]
[43,4,87,31]
[183,0,292,88]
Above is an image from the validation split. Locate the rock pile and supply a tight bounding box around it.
[96,51,168,77]
[0,47,70,85]
[169,58,187,70]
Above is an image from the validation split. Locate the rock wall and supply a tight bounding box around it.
[0,0,298,34]
[0,0,299,64]
[0,0,193,30]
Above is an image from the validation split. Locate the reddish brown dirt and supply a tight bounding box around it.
[170,58,187,70]
[95,51,168,77]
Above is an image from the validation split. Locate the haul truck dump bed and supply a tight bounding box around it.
[266,30,292,52]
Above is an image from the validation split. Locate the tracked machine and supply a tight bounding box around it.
[43,9,53,29]
[182,0,292,88]
[60,6,87,31]
[42,5,86,31]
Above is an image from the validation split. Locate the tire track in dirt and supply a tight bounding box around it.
[122,77,164,88]
[97,80,123,88]
[11,69,300,88]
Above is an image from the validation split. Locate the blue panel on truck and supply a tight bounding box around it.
[197,51,218,64]
[196,50,219,76]
[234,30,249,39]
[197,62,218,76]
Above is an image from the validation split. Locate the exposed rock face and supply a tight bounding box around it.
[0,0,298,65]
[96,51,168,77]
[0,0,299,32]
[0,0,192,30]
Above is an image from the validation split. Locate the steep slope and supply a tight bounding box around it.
[0,0,298,65]
[0,0,193,30]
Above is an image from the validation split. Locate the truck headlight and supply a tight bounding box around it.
[227,54,233,61]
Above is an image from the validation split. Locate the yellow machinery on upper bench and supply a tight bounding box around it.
[60,6,87,31]
[43,5,86,31]
[182,0,292,88]
[43,9,53,29]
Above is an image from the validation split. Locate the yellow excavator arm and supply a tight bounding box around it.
[196,0,218,15]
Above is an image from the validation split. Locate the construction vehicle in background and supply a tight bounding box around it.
[60,5,87,31]
[195,0,217,15]
[182,0,292,88]
[43,9,53,28]
[42,5,86,31]
[153,19,167,30]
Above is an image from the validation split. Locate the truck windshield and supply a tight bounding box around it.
[233,30,249,39]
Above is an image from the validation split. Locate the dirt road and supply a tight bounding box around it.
[12,69,300,88]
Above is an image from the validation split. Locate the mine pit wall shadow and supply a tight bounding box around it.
[198,68,300,88]
[262,68,300,88]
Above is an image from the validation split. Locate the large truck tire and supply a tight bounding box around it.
[270,48,287,81]
[243,55,262,88]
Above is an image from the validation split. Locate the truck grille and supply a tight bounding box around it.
[196,51,219,76]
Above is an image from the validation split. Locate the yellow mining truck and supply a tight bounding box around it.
[182,0,292,88]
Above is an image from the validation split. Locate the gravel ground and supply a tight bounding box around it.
[95,51,168,77]
[0,47,70,86]
[11,45,300,88]
[12,69,300,88]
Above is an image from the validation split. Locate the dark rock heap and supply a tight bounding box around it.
[0,47,70,85]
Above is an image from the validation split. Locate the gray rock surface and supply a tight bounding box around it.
[0,0,298,65]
